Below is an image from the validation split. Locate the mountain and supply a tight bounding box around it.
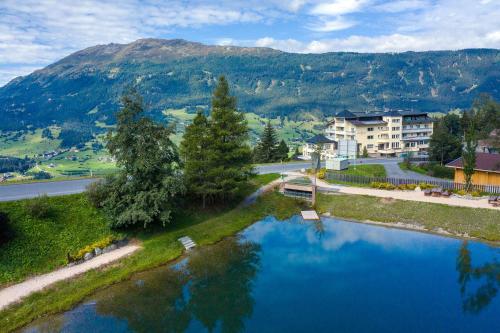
[0,38,499,130]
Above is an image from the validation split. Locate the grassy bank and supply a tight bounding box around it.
[316,193,500,241]
[0,175,299,332]
[0,195,118,285]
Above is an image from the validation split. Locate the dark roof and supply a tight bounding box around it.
[384,110,401,117]
[306,134,336,144]
[349,120,387,126]
[446,153,500,173]
[335,109,357,118]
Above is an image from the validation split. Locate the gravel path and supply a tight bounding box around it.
[314,178,499,210]
[0,244,140,311]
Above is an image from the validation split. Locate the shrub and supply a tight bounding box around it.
[68,235,121,262]
[86,179,109,208]
[454,189,467,196]
[32,170,52,180]
[0,211,13,245]
[25,195,52,218]
[418,183,436,190]
[427,164,455,179]
[370,182,396,190]
[317,168,326,179]
[471,190,482,197]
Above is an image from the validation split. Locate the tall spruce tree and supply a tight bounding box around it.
[275,139,289,161]
[205,76,252,202]
[100,89,185,228]
[255,120,279,163]
[180,110,210,208]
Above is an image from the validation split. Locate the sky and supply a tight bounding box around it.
[1,0,499,86]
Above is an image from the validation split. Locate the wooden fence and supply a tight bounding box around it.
[325,172,500,194]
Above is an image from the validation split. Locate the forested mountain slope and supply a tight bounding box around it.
[0,38,498,130]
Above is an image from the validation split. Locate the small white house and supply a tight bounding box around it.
[302,134,337,160]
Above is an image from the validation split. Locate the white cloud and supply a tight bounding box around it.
[307,16,356,31]
[0,0,499,86]
[375,0,429,13]
[309,0,368,16]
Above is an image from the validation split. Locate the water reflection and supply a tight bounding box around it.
[21,217,500,333]
[95,238,260,333]
[457,241,500,314]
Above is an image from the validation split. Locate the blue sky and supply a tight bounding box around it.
[1,0,499,86]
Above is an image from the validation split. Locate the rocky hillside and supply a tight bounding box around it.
[0,38,499,130]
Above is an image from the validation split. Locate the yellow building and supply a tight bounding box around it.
[325,110,434,157]
[446,153,500,186]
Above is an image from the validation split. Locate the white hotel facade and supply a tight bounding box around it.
[303,109,434,159]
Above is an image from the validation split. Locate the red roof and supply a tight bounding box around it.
[446,153,500,173]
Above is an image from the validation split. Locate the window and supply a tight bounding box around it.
[367,144,373,149]
[392,126,400,131]
[391,134,400,139]
[367,127,374,131]
[391,142,400,148]
[393,119,400,123]
[367,135,373,139]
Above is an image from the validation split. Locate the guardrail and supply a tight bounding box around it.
[325,172,500,194]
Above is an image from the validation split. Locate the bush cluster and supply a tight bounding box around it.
[370,182,396,190]
[25,195,51,218]
[371,182,433,191]
[418,183,436,190]
[396,184,418,191]
[317,168,326,179]
[68,235,120,262]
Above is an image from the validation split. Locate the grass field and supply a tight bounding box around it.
[0,128,61,158]
[0,195,118,285]
[316,193,500,241]
[0,178,303,333]
[327,164,387,178]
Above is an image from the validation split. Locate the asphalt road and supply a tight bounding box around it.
[0,179,96,202]
[0,158,403,202]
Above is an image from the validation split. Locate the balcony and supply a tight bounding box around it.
[402,136,430,141]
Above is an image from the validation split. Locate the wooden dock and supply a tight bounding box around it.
[301,210,320,220]
[178,236,196,250]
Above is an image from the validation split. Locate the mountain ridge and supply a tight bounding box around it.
[1,38,499,130]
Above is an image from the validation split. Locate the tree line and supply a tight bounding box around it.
[429,94,500,190]
[88,76,257,228]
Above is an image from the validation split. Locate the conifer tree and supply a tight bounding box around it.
[180,110,210,207]
[205,76,252,202]
[275,139,289,161]
[255,120,279,162]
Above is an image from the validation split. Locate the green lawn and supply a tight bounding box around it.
[0,195,118,285]
[327,164,387,178]
[316,193,500,241]
[0,189,304,333]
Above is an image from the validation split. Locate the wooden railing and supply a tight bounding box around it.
[325,172,500,194]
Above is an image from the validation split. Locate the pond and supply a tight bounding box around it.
[22,216,500,332]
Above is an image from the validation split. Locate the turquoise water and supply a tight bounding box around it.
[22,216,500,332]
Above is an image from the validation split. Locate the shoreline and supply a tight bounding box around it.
[322,213,500,247]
